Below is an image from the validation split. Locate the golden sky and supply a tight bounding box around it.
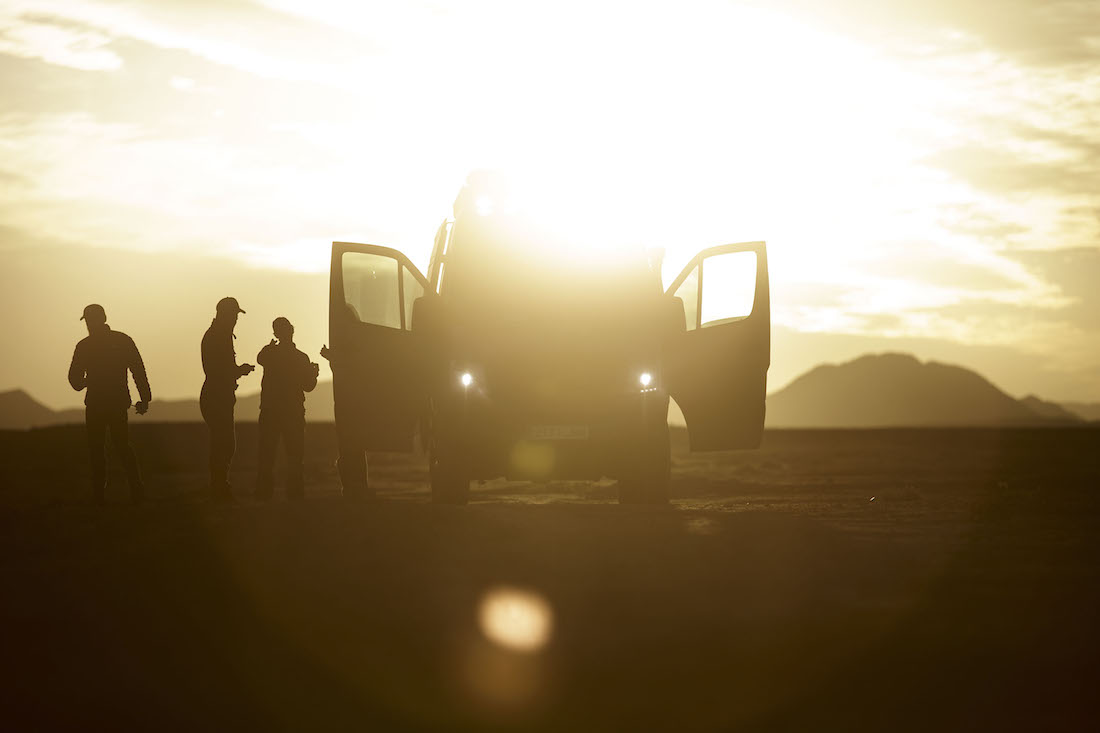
[1,0,1098,408]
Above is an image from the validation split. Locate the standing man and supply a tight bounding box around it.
[68,303,151,504]
[255,317,319,500]
[200,297,254,502]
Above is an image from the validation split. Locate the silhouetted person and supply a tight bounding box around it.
[200,297,254,501]
[67,303,150,504]
[321,334,372,500]
[255,317,319,500]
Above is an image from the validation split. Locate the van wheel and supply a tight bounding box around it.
[430,443,470,505]
[617,426,671,505]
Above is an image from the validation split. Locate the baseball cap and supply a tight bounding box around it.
[80,303,106,322]
[216,296,246,315]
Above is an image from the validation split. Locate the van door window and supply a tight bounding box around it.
[341,251,401,329]
[700,250,757,327]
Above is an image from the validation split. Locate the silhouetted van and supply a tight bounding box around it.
[329,183,769,504]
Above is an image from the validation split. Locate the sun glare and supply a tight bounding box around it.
[6,0,1045,356]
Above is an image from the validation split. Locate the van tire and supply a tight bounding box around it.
[430,443,470,505]
[617,425,671,505]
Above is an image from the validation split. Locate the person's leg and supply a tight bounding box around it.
[200,394,219,490]
[85,406,107,504]
[203,394,235,500]
[334,394,370,498]
[216,403,236,500]
[255,409,276,499]
[107,408,144,503]
[335,424,369,497]
[285,412,306,500]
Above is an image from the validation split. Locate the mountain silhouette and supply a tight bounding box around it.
[765,353,1082,428]
[1018,395,1081,422]
[0,390,63,430]
[1061,401,1100,422]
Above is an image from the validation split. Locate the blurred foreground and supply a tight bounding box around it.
[1,426,1098,731]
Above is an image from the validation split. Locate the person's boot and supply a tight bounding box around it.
[342,483,377,502]
[210,481,235,503]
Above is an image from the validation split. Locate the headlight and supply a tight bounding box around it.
[639,372,653,388]
[637,370,658,393]
[460,371,474,388]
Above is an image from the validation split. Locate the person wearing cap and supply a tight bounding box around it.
[254,317,319,500]
[68,303,151,504]
[200,297,255,501]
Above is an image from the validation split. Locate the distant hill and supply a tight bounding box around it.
[0,390,63,430]
[765,353,1081,428]
[1019,395,1081,422]
[1061,402,1100,422]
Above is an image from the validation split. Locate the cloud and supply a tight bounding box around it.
[1,0,383,85]
[767,0,1100,67]
[1007,247,1100,328]
[0,13,121,70]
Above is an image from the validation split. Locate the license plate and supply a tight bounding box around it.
[528,424,589,440]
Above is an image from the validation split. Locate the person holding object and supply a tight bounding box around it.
[68,303,150,504]
[200,296,254,502]
[254,317,319,500]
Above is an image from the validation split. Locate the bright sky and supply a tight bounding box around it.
[2,0,1099,407]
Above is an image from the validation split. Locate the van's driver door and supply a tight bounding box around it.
[329,242,430,452]
[664,242,770,451]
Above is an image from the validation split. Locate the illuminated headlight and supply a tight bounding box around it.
[639,372,653,388]
[460,371,474,388]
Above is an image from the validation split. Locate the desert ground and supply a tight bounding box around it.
[1,424,1097,731]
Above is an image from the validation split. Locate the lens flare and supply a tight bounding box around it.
[478,587,553,652]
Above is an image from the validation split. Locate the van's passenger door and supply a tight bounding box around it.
[329,242,430,451]
[664,242,770,450]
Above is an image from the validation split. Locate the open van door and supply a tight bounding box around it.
[329,242,430,452]
[664,242,770,451]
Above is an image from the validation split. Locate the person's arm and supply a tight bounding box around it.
[257,342,274,367]
[68,343,86,391]
[301,352,318,393]
[128,336,152,405]
[203,329,251,381]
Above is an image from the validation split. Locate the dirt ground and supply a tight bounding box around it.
[1,425,1098,731]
